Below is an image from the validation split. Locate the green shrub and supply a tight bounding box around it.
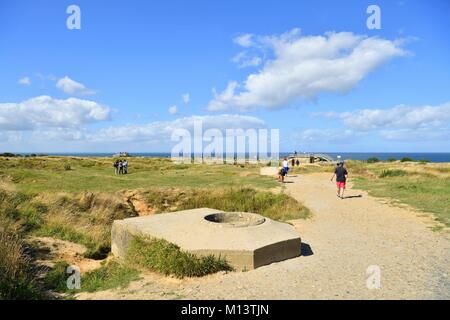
[81,261,139,292]
[387,158,397,162]
[43,261,71,293]
[401,157,414,162]
[44,261,139,293]
[367,157,380,163]
[379,169,408,178]
[127,237,232,278]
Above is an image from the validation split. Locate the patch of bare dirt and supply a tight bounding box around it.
[30,237,109,274]
[123,190,157,216]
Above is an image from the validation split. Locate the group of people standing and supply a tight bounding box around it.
[113,159,129,175]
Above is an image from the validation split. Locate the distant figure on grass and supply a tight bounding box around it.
[113,160,119,175]
[118,160,123,175]
[123,159,128,174]
[278,157,289,183]
[331,160,348,199]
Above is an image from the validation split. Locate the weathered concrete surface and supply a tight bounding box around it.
[111,208,301,270]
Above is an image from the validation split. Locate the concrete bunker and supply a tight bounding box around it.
[112,208,301,271]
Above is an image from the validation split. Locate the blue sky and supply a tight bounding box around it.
[1,0,449,153]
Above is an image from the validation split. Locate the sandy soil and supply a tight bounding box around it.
[123,190,156,216]
[31,237,107,274]
[76,173,450,300]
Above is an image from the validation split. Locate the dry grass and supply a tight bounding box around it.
[0,219,40,299]
[141,187,311,221]
[34,192,136,259]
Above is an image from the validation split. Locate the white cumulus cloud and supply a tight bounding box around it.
[209,29,407,112]
[312,101,450,141]
[337,102,450,131]
[0,96,111,131]
[56,76,96,95]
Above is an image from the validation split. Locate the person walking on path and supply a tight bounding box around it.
[331,160,348,199]
[278,157,289,183]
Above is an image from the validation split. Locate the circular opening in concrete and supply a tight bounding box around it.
[204,212,265,228]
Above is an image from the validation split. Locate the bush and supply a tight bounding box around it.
[43,261,71,293]
[387,158,397,162]
[367,157,380,163]
[401,157,414,162]
[379,169,407,178]
[0,152,18,157]
[127,237,232,278]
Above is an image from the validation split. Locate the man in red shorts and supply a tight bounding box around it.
[331,160,348,199]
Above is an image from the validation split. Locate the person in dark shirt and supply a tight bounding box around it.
[331,160,348,199]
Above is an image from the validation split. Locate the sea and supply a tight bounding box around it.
[20,152,450,163]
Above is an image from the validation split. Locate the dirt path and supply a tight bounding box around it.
[76,173,450,300]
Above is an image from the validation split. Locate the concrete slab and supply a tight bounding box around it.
[112,208,301,270]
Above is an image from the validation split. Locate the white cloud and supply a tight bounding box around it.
[182,93,190,104]
[56,76,96,95]
[234,34,254,47]
[338,102,450,131]
[209,30,406,112]
[312,101,450,141]
[0,96,111,131]
[168,105,178,115]
[231,51,262,68]
[18,77,31,86]
[89,114,267,143]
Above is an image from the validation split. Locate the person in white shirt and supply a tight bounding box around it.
[279,157,289,183]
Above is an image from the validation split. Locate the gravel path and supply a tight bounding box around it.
[77,173,450,300]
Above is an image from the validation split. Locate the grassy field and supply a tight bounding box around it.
[0,156,309,299]
[0,157,277,193]
[350,161,450,228]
